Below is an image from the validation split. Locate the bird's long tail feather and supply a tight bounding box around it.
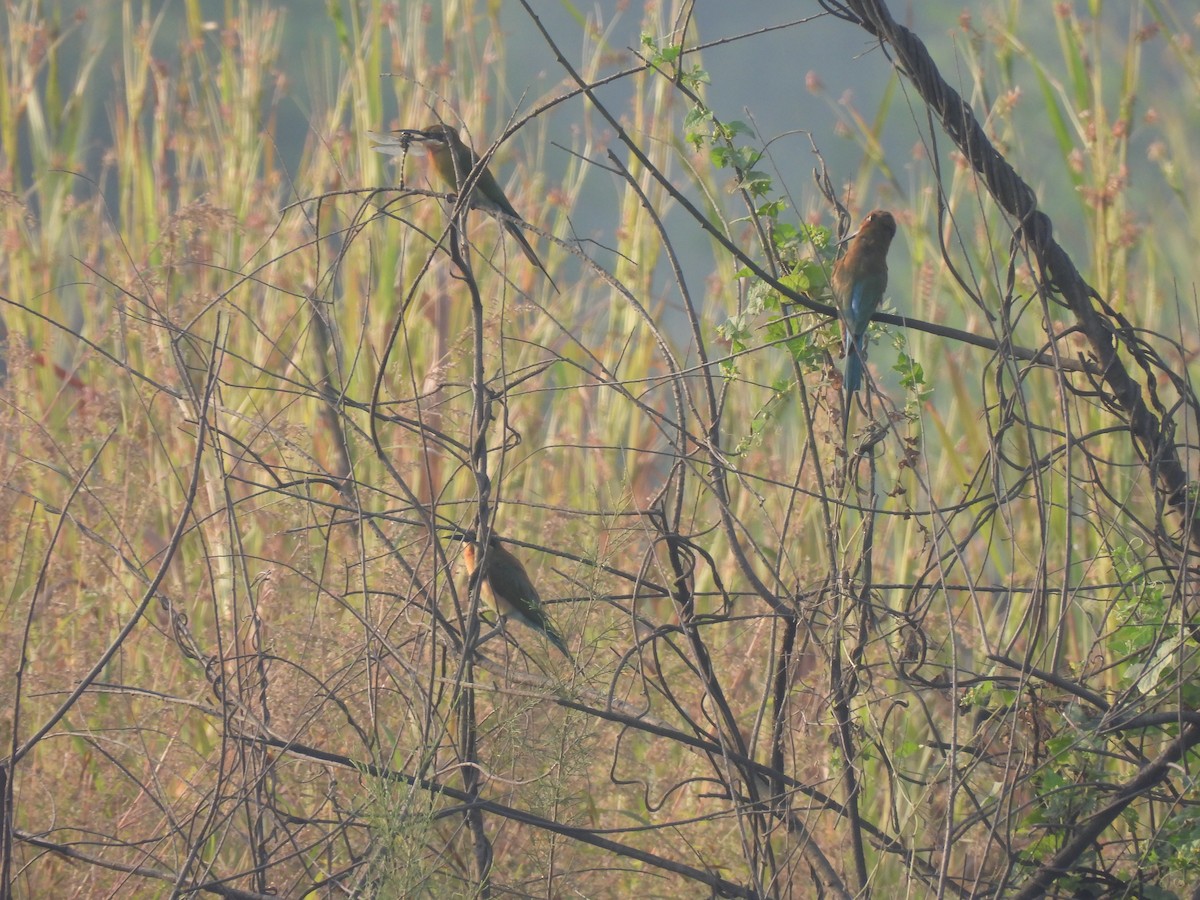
[543,626,575,664]
[843,338,865,440]
[844,345,864,396]
[504,221,558,293]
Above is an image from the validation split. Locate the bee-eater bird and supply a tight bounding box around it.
[463,539,574,663]
[370,123,556,290]
[832,209,897,401]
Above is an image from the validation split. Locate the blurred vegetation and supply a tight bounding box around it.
[2,0,1200,897]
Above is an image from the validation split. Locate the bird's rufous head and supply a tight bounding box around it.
[417,123,458,142]
[853,209,897,252]
[462,540,479,573]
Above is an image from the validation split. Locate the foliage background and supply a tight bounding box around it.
[2,0,1200,897]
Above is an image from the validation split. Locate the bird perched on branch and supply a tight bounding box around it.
[463,539,574,664]
[832,209,897,408]
[370,123,556,290]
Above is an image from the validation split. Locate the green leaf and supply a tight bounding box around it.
[683,107,709,130]
[776,223,803,243]
[780,270,810,294]
[895,352,932,398]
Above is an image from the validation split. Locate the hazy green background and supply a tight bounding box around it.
[15,1,1194,316]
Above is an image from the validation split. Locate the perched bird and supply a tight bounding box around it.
[370,123,556,290]
[832,209,897,401]
[462,539,574,663]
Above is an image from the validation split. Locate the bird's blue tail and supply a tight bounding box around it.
[544,624,573,661]
[844,340,864,395]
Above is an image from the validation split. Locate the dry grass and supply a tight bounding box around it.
[3,1,1200,897]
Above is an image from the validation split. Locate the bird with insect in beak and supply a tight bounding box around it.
[370,123,557,291]
[832,209,897,430]
[462,538,575,665]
